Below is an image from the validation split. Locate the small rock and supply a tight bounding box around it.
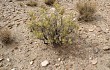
[55,64,60,67]
[73,17,77,21]
[89,25,96,32]
[89,29,94,32]
[54,52,58,54]
[90,58,98,65]
[58,58,61,61]
[11,68,16,70]
[30,41,33,44]
[93,47,99,54]
[41,60,49,67]
[60,61,64,64]
[103,46,110,51]
[0,58,3,61]
[34,42,37,44]
[89,57,92,60]
[7,58,10,62]
[30,61,34,65]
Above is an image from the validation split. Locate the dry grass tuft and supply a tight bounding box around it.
[0,29,13,45]
[76,0,97,22]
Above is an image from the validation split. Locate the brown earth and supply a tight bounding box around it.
[0,0,110,70]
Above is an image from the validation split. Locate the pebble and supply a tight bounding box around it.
[0,58,3,61]
[89,57,92,60]
[89,25,96,32]
[11,68,16,70]
[103,46,110,51]
[89,29,94,32]
[7,58,10,62]
[55,64,60,67]
[90,58,98,65]
[58,58,61,61]
[30,61,34,65]
[93,47,99,54]
[41,60,49,67]
[60,61,64,64]
[73,17,77,21]
[34,42,37,44]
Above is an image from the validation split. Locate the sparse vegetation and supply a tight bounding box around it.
[0,29,13,45]
[28,8,78,47]
[76,0,97,22]
[28,11,37,32]
[45,0,56,6]
[54,2,65,15]
[26,1,37,7]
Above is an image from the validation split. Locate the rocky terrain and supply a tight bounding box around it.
[0,0,110,70]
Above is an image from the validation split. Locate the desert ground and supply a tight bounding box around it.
[0,0,110,70]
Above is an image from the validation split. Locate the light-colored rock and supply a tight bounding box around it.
[73,17,77,21]
[7,58,10,62]
[58,58,61,61]
[0,58,3,61]
[41,60,49,67]
[89,25,96,32]
[89,29,94,32]
[11,68,16,70]
[60,61,64,64]
[93,47,99,54]
[89,57,93,60]
[30,61,34,65]
[90,58,98,65]
[103,46,110,51]
[55,64,60,67]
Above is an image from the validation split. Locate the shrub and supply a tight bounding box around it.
[0,29,13,45]
[28,11,37,32]
[45,0,56,6]
[26,1,37,7]
[76,0,97,22]
[29,8,78,47]
[53,2,65,15]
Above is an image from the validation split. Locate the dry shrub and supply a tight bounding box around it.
[26,1,37,7]
[53,2,65,15]
[28,9,78,47]
[28,11,37,32]
[76,0,97,22]
[0,29,13,45]
[45,0,56,6]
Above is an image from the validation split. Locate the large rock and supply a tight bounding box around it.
[41,60,49,67]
